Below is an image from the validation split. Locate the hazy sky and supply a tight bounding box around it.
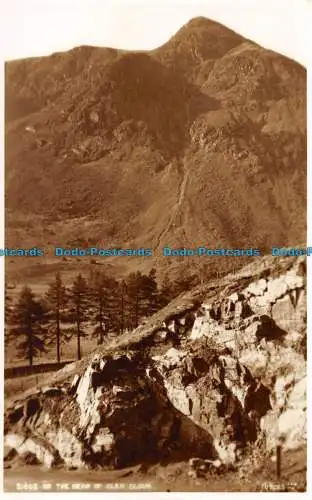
[1,0,310,65]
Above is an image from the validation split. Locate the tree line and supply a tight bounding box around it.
[5,257,247,367]
[5,267,196,366]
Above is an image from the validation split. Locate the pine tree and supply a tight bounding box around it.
[89,271,119,344]
[126,271,144,329]
[118,279,127,334]
[69,274,89,360]
[198,262,211,286]
[172,274,193,296]
[105,276,122,333]
[9,286,46,366]
[158,272,174,308]
[140,268,159,317]
[45,272,67,363]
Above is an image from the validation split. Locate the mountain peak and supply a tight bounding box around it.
[155,15,245,62]
[5,16,306,283]
[182,16,229,29]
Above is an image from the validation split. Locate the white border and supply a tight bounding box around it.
[0,1,311,499]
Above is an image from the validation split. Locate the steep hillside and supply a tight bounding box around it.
[5,17,307,282]
[4,254,307,491]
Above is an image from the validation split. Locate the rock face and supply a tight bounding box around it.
[4,352,216,469]
[4,256,306,469]
[152,345,270,465]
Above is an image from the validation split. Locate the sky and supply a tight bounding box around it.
[1,0,310,65]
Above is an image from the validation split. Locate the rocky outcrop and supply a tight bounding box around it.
[4,351,218,469]
[4,256,306,471]
[154,257,306,459]
[261,375,307,452]
[152,345,270,465]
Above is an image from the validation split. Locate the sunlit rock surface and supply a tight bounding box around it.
[4,256,306,469]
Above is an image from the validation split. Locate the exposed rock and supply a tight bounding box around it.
[188,457,223,478]
[244,279,267,297]
[4,256,306,472]
[4,434,59,468]
[153,348,188,371]
[69,374,80,395]
[271,290,306,331]
[25,125,36,133]
[278,409,306,450]
[89,111,99,123]
[91,427,115,454]
[214,440,237,465]
[288,377,306,410]
[46,428,84,468]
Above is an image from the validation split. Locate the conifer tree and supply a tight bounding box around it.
[10,286,46,366]
[158,272,174,308]
[118,279,127,334]
[88,271,119,344]
[172,274,193,296]
[69,274,89,360]
[105,276,122,333]
[140,268,159,316]
[126,271,144,329]
[45,272,67,363]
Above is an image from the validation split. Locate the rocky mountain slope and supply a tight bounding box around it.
[5,17,306,281]
[4,254,307,490]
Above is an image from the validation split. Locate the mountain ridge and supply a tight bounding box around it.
[5,16,307,283]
